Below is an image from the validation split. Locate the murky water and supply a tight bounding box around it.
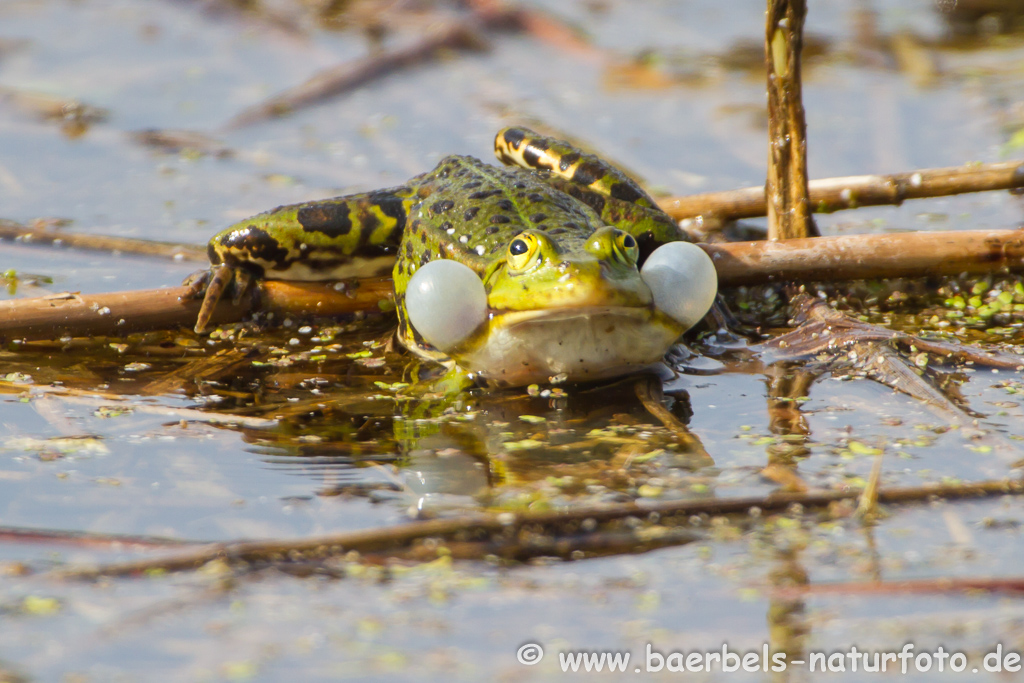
[2,0,1024,680]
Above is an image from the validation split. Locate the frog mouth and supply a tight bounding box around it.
[454,306,686,387]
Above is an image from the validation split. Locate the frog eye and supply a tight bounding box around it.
[507,233,539,272]
[615,232,639,264]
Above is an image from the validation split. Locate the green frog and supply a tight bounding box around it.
[189,128,718,387]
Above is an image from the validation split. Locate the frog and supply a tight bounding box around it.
[188,128,718,388]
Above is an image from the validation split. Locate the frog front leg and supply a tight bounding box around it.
[186,187,416,333]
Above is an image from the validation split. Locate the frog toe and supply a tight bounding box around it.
[181,268,213,299]
[192,264,235,334]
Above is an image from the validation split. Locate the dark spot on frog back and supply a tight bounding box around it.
[468,189,501,201]
[369,190,408,231]
[609,181,644,203]
[431,199,455,215]
[297,203,352,236]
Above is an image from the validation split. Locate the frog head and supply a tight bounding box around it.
[406,227,717,387]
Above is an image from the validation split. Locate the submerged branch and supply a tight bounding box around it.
[58,477,1024,578]
[224,19,495,129]
[0,219,207,261]
[0,525,198,550]
[781,576,1024,597]
[4,230,1024,341]
[223,3,597,129]
[660,160,1024,222]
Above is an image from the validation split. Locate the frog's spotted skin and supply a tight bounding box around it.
[194,127,715,387]
[206,189,416,281]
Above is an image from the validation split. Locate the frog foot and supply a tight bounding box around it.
[181,265,253,334]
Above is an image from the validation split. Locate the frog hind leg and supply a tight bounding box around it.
[189,186,416,334]
[493,127,686,256]
[206,187,414,282]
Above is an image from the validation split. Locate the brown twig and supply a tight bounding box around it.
[659,160,1024,222]
[0,219,207,261]
[56,477,1024,578]
[702,228,1024,285]
[4,230,1024,342]
[224,3,598,129]
[633,375,712,460]
[0,279,393,343]
[224,18,499,129]
[765,0,816,239]
[0,525,198,550]
[779,576,1024,598]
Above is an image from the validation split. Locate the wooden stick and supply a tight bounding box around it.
[659,160,1024,222]
[702,228,1024,285]
[57,477,1024,578]
[765,0,815,240]
[3,230,1024,342]
[0,279,393,343]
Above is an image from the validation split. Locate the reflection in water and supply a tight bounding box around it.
[767,547,810,683]
[237,366,719,516]
[762,363,818,492]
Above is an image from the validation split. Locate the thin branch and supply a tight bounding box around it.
[633,375,712,460]
[57,477,1024,578]
[0,525,198,550]
[223,4,598,129]
[0,219,207,261]
[701,228,1024,285]
[660,160,1024,222]
[224,20,492,129]
[779,576,1024,597]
